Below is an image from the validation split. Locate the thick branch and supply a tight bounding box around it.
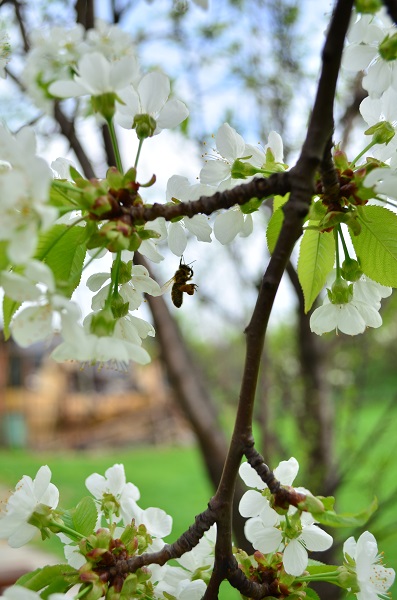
[126,173,290,222]
[383,0,397,23]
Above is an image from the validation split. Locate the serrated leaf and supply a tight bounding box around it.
[351,205,397,287]
[273,193,289,211]
[305,587,322,600]
[2,295,21,340]
[298,227,335,312]
[73,496,98,537]
[312,497,377,528]
[266,207,284,254]
[15,564,78,591]
[35,224,87,297]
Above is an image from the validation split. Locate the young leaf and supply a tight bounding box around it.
[2,295,21,340]
[305,587,322,600]
[15,564,78,591]
[311,497,377,528]
[35,224,87,297]
[0,241,9,271]
[73,496,98,537]
[351,205,397,287]
[266,208,284,254]
[297,227,335,313]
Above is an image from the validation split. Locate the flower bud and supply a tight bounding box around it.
[333,147,350,171]
[106,167,124,190]
[297,494,325,514]
[341,258,362,282]
[111,293,129,319]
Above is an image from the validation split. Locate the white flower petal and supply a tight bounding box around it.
[239,462,266,489]
[283,539,308,576]
[300,524,333,552]
[274,457,299,486]
[239,490,267,518]
[168,222,187,256]
[138,71,170,115]
[214,209,244,244]
[157,99,189,130]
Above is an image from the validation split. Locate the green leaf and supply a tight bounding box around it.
[266,207,284,254]
[0,241,9,271]
[312,497,377,528]
[298,227,335,312]
[351,205,397,287]
[73,496,98,537]
[273,193,289,211]
[305,587,322,600]
[2,295,21,340]
[35,224,87,297]
[240,197,262,214]
[306,564,340,575]
[15,564,78,591]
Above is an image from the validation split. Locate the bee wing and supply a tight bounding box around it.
[160,276,176,295]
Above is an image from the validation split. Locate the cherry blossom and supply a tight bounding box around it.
[115,71,189,135]
[343,531,395,600]
[0,466,59,548]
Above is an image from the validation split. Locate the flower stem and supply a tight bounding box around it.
[134,138,144,169]
[337,225,350,261]
[351,139,376,167]
[49,519,85,541]
[107,118,124,173]
[334,227,341,279]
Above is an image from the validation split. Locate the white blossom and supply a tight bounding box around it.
[343,10,397,97]
[0,466,59,548]
[245,508,333,576]
[239,457,299,518]
[49,51,138,99]
[86,463,141,524]
[343,531,395,600]
[115,71,189,134]
[165,176,213,255]
[0,126,55,264]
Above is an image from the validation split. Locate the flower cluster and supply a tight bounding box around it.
[1,462,394,600]
[239,458,333,576]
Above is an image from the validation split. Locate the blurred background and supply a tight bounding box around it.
[0,1,396,599]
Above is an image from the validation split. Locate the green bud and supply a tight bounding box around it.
[355,0,382,13]
[90,309,116,337]
[111,293,129,319]
[327,277,353,304]
[133,114,157,139]
[230,158,260,179]
[106,167,124,190]
[128,232,142,251]
[123,167,137,185]
[297,494,325,514]
[341,258,363,282]
[115,260,133,284]
[333,147,350,171]
[337,566,360,593]
[364,120,395,145]
[91,92,117,120]
[379,32,397,61]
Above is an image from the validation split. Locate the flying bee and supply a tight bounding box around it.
[161,258,198,308]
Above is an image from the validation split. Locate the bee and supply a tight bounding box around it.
[161,258,198,308]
